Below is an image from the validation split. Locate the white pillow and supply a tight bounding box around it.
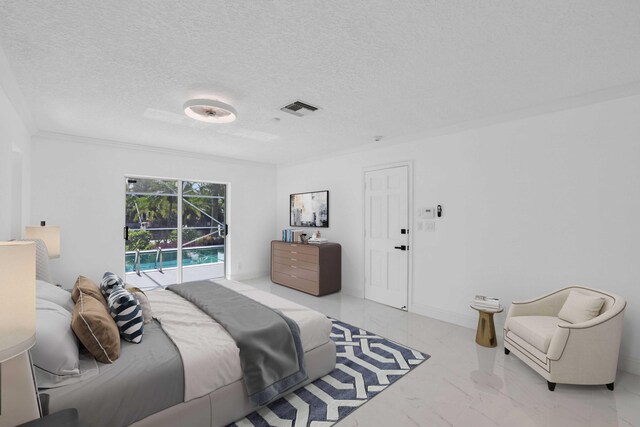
[558,290,605,324]
[32,299,80,380]
[36,280,75,313]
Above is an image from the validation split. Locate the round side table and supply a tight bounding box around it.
[470,305,503,347]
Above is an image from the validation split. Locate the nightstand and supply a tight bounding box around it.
[17,409,79,427]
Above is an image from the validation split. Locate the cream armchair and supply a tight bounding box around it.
[503,286,626,391]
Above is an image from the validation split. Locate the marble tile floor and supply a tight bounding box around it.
[244,277,640,427]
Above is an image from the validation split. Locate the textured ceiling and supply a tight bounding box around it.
[1,1,639,164]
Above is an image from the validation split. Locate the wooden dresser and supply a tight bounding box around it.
[271,241,341,296]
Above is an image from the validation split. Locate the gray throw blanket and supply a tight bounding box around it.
[167,280,307,405]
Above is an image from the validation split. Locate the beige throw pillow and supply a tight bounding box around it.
[72,276,108,310]
[558,290,605,324]
[71,290,120,363]
[126,287,154,324]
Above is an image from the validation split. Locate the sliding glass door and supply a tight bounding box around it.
[124,177,226,289]
[124,178,179,287]
[181,181,226,282]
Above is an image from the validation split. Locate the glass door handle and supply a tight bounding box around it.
[124,226,129,240]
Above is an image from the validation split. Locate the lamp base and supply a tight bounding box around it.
[0,352,40,425]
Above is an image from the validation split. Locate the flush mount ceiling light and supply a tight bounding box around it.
[183,99,237,124]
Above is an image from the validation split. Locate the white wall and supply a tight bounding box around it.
[277,94,640,375]
[0,85,31,241]
[30,134,277,288]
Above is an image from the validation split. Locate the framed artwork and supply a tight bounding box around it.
[290,191,329,227]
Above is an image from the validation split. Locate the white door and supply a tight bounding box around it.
[364,166,409,310]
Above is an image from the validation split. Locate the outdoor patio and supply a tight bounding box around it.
[125,262,225,291]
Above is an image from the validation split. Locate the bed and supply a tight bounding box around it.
[35,278,336,427]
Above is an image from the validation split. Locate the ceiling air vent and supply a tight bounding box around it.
[280,100,319,117]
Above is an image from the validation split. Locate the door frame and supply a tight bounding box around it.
[123,173,231,282]
[362,161,414,311]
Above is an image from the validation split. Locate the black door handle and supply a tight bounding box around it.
[394,245,407,251]
[124,226,129,240]
[225,224,229,236]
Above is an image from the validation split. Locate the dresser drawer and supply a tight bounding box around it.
[284,243,318,255]
[271,271,319,295]
[272,242,318,254]
[272,262,319,281]
[272,249,318,264]
[272,255,319,271]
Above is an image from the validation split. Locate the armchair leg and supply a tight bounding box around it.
[504,348,510,355]
[547,381,556,391]
[606,383,614,391]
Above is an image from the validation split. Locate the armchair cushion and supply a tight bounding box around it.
[558,290,605,324]
[506,316,568,353]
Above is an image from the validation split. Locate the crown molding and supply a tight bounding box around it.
[33,130,276,169]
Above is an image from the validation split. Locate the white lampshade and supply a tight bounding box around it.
[24,225,60,258]
[0,241,36,363]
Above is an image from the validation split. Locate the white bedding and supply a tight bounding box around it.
[146,278,332,402]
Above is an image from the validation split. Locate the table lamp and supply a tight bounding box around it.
[0,241,39,424]
[24,222,60,258]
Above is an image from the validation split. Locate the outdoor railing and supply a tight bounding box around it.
[155,247,163,273]
[125,245,224,273]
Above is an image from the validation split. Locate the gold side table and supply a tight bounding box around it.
[470,305,503,347]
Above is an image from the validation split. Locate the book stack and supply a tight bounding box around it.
[473,295,501,310]
[282,229,305,243]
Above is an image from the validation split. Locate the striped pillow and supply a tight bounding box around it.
[107,286,144,343]
[101,272,123,299]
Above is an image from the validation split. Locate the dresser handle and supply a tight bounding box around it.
[291,275,297,279]
[291,258,297,261]
[291,265,297,269]
[291,251,297,254]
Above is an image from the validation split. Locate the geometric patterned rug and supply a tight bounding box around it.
[230,318,430,426]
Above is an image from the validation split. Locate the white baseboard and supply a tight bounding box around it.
[410,302,477,330]
[228,270,269,282]
[410,303,640,376]
[619,355,640,376]
[341,287,364,299]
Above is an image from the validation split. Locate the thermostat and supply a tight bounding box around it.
[420,207,435,219]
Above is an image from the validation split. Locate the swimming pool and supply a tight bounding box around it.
[125,246,224,273]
